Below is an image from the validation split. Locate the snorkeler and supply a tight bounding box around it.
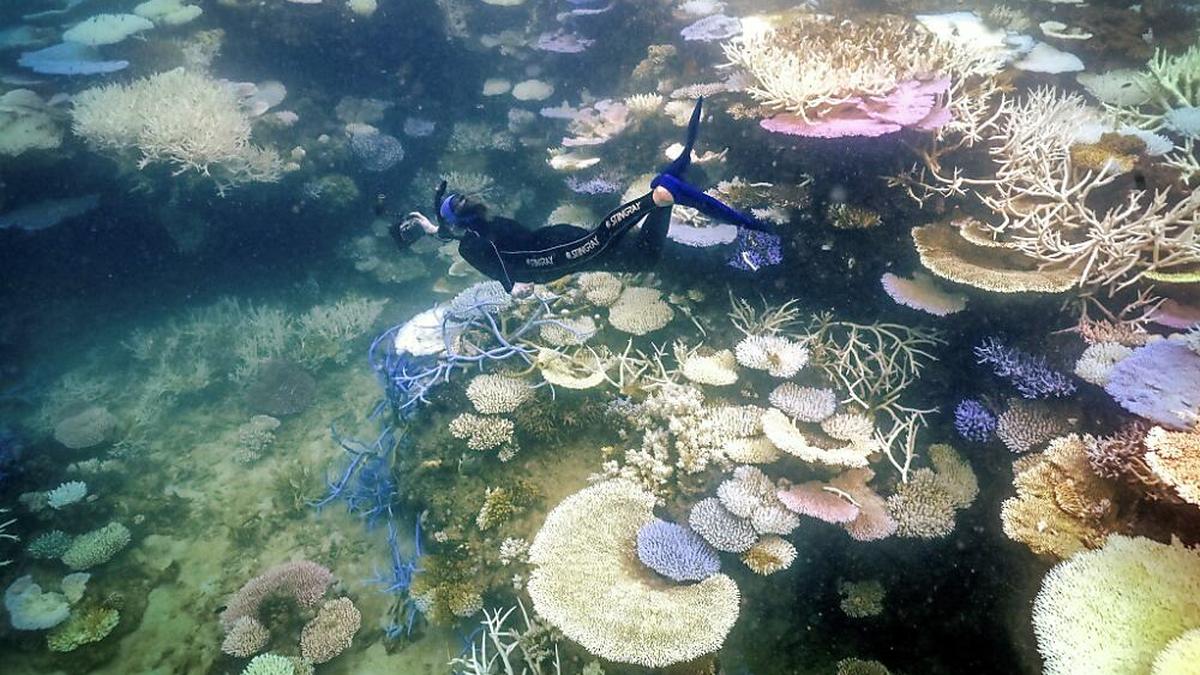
[391,98,768,294]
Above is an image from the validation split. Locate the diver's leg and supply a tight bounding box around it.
[633,206,672,265]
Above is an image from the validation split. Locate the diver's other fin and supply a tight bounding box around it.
[433,180,448,213]
[651,173,771,232]
[661,97,704,178]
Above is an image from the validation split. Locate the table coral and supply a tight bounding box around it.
[1033,535,1200,675]
[527,481,740,667]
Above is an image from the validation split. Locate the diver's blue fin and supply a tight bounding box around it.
[661,97,703,178]
[652,97,770,232]
[651,173,770,232]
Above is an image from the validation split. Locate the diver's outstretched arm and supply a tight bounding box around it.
[404,212,439,235]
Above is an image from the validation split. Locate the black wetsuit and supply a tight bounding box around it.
[436,97,767,290]
[456,191,671,292]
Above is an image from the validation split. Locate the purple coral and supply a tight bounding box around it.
[565,174,621,195]
[954,399,996,443]
[726,230,783,271]
[681,14,742,42]
[1104,340,1200,430]
[348,130,404,172]
[973,337,1076,399]
[636,519,721,582]
[220,560,334,630]
[535,30,594,53]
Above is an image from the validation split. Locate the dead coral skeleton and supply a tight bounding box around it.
[900,88,1200,290]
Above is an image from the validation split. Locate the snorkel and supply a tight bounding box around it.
[433,180,471,240]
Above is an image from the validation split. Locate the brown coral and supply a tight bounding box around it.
[995,399,1074,455]
[299,597,361,664]
[1001,435,1123,559]
[1069,133,1146,174]
[1145,427,1200,506]
[912,221,1078,294]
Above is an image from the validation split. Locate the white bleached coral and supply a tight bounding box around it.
[608,287,674,335]
[716,466,798,535]
[720,436,781,464]
[72,68,284,189]
[762,408,874,468]
[734,334,808,377]
[741,535,796,575]
[576,271,622,306]
[1033,535,1200,675]
[134,0,202,26]
[540,316,597,346]
[1074,342,1132,386]
[769,383,836,422]
[820,412,875,444]
[1077,70,1158,107]
[448,413,514,451]
[465,374,533,414]
[689,497,758,552]
[527,481,740,668]
[535,349,607,390]
[0,89,63,157]
[680,349,739,386]
[624,93,664,116]
[63,14,153,46]
[880,272,967,316]
[512,79,554,101]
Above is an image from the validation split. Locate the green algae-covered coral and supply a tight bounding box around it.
[46,606,119,652]
[241,653,296,675]
[408,554,485,623]
[26,530,72,559]
[61,522,131,570]
[475,482,539,531]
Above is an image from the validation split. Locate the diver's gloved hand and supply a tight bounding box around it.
[390,212,438,251]
[413,212,440,235]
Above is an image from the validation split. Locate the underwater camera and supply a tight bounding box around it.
[389,215,426,252]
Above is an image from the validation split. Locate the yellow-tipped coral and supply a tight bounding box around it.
[1033,535,1200,675]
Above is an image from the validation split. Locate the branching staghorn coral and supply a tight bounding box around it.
[804,312,943,422]
[449,601,561,675]
[1085,39,1200,133]
[727,293,803,337]
[801,314,944,481]
[902,88,1200,290]
[0,508,16,567]
[297,297,387,366]
[722,14,1000,124]
[72,68,285,192]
